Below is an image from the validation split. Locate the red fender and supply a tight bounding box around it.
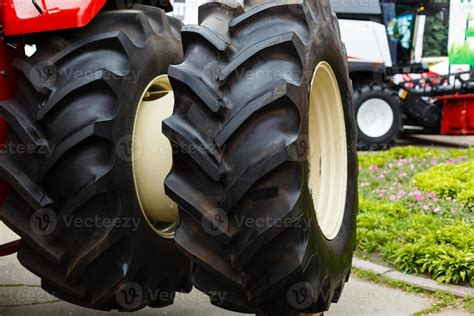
[1,0,106,36]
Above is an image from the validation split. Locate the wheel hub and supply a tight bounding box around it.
[132,75,178,239]
[308,62,348,240]
[357,98,394,138]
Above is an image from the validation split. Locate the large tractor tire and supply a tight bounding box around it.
[164,0,358,314]
[0,6,190,311]
[354,83,402,151]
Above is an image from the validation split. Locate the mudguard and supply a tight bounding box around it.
[0,0,106,36]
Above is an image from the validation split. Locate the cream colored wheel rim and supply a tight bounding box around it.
[132,75,178,239]
[357,98,394,138]
[308,62,348,240]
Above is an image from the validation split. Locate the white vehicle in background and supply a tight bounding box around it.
[338,17,401,150]
[332,0,452,150]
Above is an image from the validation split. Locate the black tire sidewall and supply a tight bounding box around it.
[113,30,178,241]
[303,20,357,297]
[106,18,188,308]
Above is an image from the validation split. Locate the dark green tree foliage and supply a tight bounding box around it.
[424,13,448,57]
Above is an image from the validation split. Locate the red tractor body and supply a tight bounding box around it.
[439,94,474,135]
[0,0,106,35]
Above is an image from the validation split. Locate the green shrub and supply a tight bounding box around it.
[359,146,474,169]
[414,160,474,205]
[358,146,440,169]
[357,147,474,286]
[391,224,473,285]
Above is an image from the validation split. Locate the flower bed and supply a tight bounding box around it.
[357,146,474,286]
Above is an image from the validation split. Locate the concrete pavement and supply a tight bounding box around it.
[352,258,474,298]
[398,135,474,149]
[0,222,467,316]
[0,278,433,316]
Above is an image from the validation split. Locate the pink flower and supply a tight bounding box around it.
[433,207,441,213]
[416,194,424,201]
[431,159,438,166]
[446,196,452,201]
[410,164,416,170]
[423,205,429,211]
[398,190,406,197]
[369,165,380,171]
[458,157,464,162]
[389,195,397,201]
[398,173,407,178]
[388,163,394,169]
[379,173,385,179]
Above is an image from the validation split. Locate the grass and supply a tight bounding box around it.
[357,146,474,286]
[464,296,474,313]
[352,269,473,315]
[0,284,41,288]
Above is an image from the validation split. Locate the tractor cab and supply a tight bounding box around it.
[331,0,449,72]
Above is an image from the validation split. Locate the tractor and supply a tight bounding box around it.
[0,0,358,314]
